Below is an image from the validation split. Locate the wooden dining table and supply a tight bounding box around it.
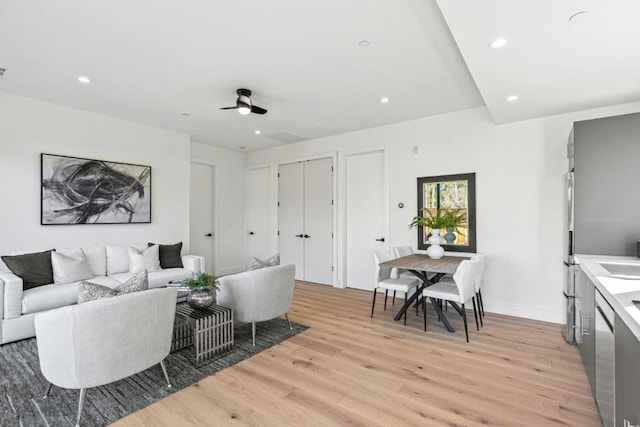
[380,254,471,332]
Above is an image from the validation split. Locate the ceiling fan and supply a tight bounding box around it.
[220,88,267,115]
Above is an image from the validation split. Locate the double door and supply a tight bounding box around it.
[278,158,333,285]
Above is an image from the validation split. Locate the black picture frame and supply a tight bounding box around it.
[416,172,476,253]
[41,153,152,225]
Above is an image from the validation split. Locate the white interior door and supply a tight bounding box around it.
[190,162,215,273]
[248,167,271,261]
[278,162,305,280]
[346,150,385,290]
[303,158,334,285]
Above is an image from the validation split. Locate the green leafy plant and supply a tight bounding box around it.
[409,208,466,230]
[440,209,467,229]
[181,273,219,291]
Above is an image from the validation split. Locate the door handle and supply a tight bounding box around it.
[249,231,255,235]
[303,234,310,238]
[295,234,304,238]
[205,233,212,237]
[375,238,385,242]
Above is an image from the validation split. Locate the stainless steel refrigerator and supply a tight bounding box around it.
[563,168,577,344]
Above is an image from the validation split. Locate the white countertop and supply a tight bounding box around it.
[577,254,640,340]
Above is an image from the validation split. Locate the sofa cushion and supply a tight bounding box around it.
[148,242,183,269]
[111,268,193,289]
[106,244,145,274]
[57,246,107,277]
[1,250,55,290]
[22,282,79,314]
[51,251,93,285]
[21,275,122,314]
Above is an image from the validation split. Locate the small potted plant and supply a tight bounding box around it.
[441,209,467,244]
[182,273,219,309]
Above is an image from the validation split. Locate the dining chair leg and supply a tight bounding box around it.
[423,296,427,331]
[478,290,485,318]
[370,288,377,318]
[43,382,53,399]
[384,289,389,310]
[392,290,396,306]
[476,292,484,327]
[403,293,408,325]
[462,303,469,343]
[160,359,172,388]
[472,297,480,331]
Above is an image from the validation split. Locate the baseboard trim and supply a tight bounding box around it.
[483,300,564,324]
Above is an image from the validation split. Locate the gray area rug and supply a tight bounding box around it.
[0,318,308,426]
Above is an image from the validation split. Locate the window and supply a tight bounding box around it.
[416,173,476,253]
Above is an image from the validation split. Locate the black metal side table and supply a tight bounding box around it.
[171,303,234,366]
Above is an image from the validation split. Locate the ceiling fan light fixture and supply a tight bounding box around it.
[237,105,251,115]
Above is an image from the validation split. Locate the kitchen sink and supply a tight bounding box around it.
[599,262,640,279]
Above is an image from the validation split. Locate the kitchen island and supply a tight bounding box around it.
[576,255,640,427]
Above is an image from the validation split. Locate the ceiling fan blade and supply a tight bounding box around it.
[219,106,238,110]
[251,105,267,115]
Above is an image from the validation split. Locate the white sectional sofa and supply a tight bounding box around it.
[0,244,204,344]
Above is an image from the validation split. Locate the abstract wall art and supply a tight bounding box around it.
[41,153,151,225]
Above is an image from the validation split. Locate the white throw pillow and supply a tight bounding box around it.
[51,251,94,285]
[128,245,161,273]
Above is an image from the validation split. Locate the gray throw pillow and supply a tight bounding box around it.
[248,253,280,271]
[120,270,149,294]
[1,250,55,290]
[78,281,119,304]
[78,270,149,304]
[148,242,183,269]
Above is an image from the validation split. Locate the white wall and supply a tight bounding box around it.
[0,91,190,254]
[190,141,246,275]
[247,101,640,323]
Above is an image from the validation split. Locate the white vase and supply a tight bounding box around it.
[426,229,445,259]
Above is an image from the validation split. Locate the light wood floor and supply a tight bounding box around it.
[114,282,601,427]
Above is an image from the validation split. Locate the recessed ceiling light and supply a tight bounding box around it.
[380,97,390,103]
[254,130,261,135]
[239,145,247,150]
[506,95,519,102]
[490,39,508,49]
[181,112,190,117]
[77,76,91,84]
[358,40,370,48]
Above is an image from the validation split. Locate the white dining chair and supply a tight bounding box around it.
[440,253,488,327]
[473,254,487,326]
[422,258,480,342]
[372,251,419,325]
[390,246,416,306]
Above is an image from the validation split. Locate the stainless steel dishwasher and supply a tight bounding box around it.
[595,289,615,427]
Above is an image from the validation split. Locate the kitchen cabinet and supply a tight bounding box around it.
[576,267,596,397]
[615,313,640,427]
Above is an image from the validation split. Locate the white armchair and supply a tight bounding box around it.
[217,264,295,346]
[34,287,177,427]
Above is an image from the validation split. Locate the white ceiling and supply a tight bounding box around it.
[437,0,640,124]
[0,0,484,151]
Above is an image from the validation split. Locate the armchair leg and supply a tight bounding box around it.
[160,360,172,388]
[252,322,256,346]
[76,388,86,427]
[43,382,53,399]
[384,289,389,310]
[285,313,293,330]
